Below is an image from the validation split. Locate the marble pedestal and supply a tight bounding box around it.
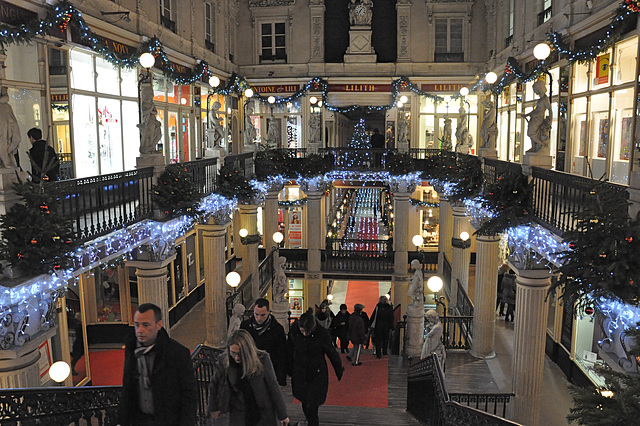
[406,304,425,358]
[271,301,290,335]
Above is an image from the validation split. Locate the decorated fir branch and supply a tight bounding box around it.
[151,166,199,217]
[0,177,75,275]
[550,178,640,307]
[474,172,533,236]
[386,152,416,176]
[216,163,258,204]
[409,198,439,208]
[566,324,640,425]
[279,198,307,207]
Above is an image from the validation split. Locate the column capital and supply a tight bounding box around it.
[514,268,552,287]
[199,222,229,239]
[475,234,501,243]
[237,204,259,214]
[128,253,176,272]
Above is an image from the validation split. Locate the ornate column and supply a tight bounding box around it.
[128,254,177,330]
[390,177,416,316]
[199,214,231,348]
[470,234,501,359]
[238,204,260,300]
[396,0,411,63]
[309,0,326,64]
[301,178,326,310]
[510,260,552,424]
[450,205,471,310]
[437,198,453,275]
[263,184,283,256]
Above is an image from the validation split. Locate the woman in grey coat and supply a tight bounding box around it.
[208,329,289,425]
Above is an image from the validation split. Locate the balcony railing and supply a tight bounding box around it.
[165,157,219,197]
[456,280,474,317]
[537,6,552,25]
[322,249,395,273]
[319,148,388,171]
[408,354,518,425]
[442,315,473,350]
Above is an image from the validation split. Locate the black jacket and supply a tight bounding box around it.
[240,315,288,385]
[371,302,394,333]
[331,311,350,340]
[119,328,198,426]
[29,139,59,181]
[288,321,343,406]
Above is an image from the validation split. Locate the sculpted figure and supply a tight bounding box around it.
[408,259,424,307]
[244,105,257,147]
[272,255,287,304]
[525,80,552,153]
[309,113,321,145]
[397,114,409,145]
[421,309,446,369]
[455,105,473,153]
[441,117,452,150]
[0,86,21,168]
[208,101,225,148]
[349,0,374,26]
[138,83,162,155]
[480,97,497,149]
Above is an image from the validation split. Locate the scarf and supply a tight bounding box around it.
[135,343,155,389]
[252,314,272,336]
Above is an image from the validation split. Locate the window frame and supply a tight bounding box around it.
[205,1,215,52]
[159,0,176,32]
[256,20,288,63]
[434,17,464,62]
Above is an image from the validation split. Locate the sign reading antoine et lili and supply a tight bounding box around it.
[0,0,38,26]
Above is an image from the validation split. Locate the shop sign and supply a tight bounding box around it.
[102,37,135,56]
[0,0,37,26]
[252,84,300,94]
[51,94,68,102]
[420,83,465,92]
[595,53,610,85]
[167,61,190,76]
[328,84,392,92]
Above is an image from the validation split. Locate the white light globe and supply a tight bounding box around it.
[400,95,408,104]
[427,276,444,293]
[460,231,470,241]
[397,101,404,108]
[412,235,424,247]
[273,231,284,244]
[533,43,551,60]
[239,228,249,238]
[139,52,155,69]
[226,271,241,288]
[209,76,220,87]
[309,96,318,104]
[49,361,71,383]
[459,87,469,97]
[244,88,254,98]
[326,294,334,301]
[317,100,323,107]
[485,72,498,84]
[443,95,452,103]
[268,96,276,104]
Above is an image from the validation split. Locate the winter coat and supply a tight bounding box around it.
[207,351,288,426]
[288,322,343,406]
[502,274,517,305]
[348,313,367,345]
[240,315,288,385]
[371,302,394,335]
[119,328,198,426]
[331,311,350,340]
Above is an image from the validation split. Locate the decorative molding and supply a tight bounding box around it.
[249,0,295,7]
[311,15,323,60]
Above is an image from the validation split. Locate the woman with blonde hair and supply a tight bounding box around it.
[208,329,289,425]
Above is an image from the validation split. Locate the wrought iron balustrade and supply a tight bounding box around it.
[226,273,253,320]
[258,250,275,295]
[278,248,308,270]
[224,152,255,178]
[319,148,388,171]
[442,315,473,350]
[166,157,218,197]
[482,158,523,185]
[408,354,519,425]
[326,238,391,257]
[322,250,395,273]
[449,393,514,419]
[191,344,223,425]
[456,281,474,317]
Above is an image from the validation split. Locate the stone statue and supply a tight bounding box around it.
[0,86,21,168]
[441,117,452,150]
[309,113,321,145]
[244,105,257,147]
[455,105,473,154]
[207,101,225,148]
[421,309,446,369]
[408,259,424,307]
[480,96,497,149]
[264,117,279,149]
[138,83,162,155]
[525,80,552,153]
[227,303,245,339]
[397,113,409,145]
[272,255,287,304]
[349,0,373,26]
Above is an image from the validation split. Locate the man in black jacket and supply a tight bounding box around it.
[240,298,288,385]
[119,303,197,426]
[371,296,394,358]
[27,128,59,182]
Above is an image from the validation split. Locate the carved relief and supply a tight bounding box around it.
[249,0,295,6]
[312,15,323,58]
[398,14,409,58]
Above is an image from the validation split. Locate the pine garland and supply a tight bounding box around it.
[216,163,258,204]
[152,166,199,216]
[387,152,416,176]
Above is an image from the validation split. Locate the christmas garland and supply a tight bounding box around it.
[386,152,416,176]
[409,198,439,208]
[152,166,200,217]
[279,198,307,207]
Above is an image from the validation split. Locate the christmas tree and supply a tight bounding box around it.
[0,179,75,275]
[152,166,199,217]
[475,171,533,236]
[344,119,372,168]
[216,163,257,204]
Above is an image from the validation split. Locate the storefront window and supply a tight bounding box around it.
[571,97,588,175]
[94,266,123,323]
[589,93,610,179]
[123,101,140,170]
[153,75,168,102]
[7,88,43,171]
[615,37,637,85]
[96,57,120,96]
[98,97,123,174]
[573,61,589,94]
[574,311,606,387]
[247,98,301,148]
[288,278,304,318]
[4,43,40,84]
[70,50,95,92]
[72,94,99,177]
[610,88,634,184]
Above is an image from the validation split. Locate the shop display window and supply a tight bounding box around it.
[420,97,436,113]
[70,50,95,92]
[419,115,436,149]
[72,94,99,177]
[288,278,304,318]
[574,311,606,388]
[128,267,139,319]
[614,37,637,85]
[122,100,140,170]
[589,93,611,179]
[96,57,120,96]
[185,233,198,293]
[573,61,589,94]
[173,245,185,304]
[121,66,138,97]
[5,43,40,83]
[571,97,588,175]
[610,89,634,184]
[93,267,123,323]
[97,97,124,174]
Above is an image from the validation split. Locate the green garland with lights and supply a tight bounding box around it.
[216,163,258,204]
[387,152,416,176]
[279,198,307,207]
[409,198,439,208]
[152,166,200,217]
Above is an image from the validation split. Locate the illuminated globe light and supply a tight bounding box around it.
[209,76,221,87]
[459,87,469,97]
[49,361,71,383]
[268,96,276,104]
[272,231,284,244]
[460,231,470,241]
[412,235,424,247]
[139,52,155,69]
[309,96,318,104]
[226,271,241,288]
[244,88,254,98]
[239,228,249,238]
[443,95,452,103]
[327,294,334,301]
[397,101,404,108]
[317,100,323,107]
[427,275,444,293]
[485,72,498,84]
[533,43,551,60]
[180,97,187,105]
[400,95,408,104]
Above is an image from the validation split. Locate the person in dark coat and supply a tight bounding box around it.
[371,296,394,358]
[347,303,367,365]
[288,308,343,426]
[119,303,197,426]
[240,298,288,385]
[496,263,509,316]
[27,127,59,182]
[207,329,289,426]
[331,304,350,353]
[502,270,517,322]
[361,308,371,349]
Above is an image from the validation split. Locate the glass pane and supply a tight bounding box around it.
[174,245,185,302]
[72,94,99,177]
[157,109,166,156]
[614,37,637,85]
[95,266,123,322]
[153,75,167,102]
[98,97,123,174]
[96,57,120,95]
[181,112,191,161]
[180,85,191,106]
[275,36,285,47]
[167,80,179,104]
[70,50,95,92]
[6,88,43,172]
[286,115,301,148]
[262,37,272,48]
[420,97,435,113]
[185,234,197,293]
[66,288,88,385]
[5,43,40,83]
[168,111,179,162]
[122,100,140,170]
[121,67,138,98]
[592,51,611,90]
[571,97,588,175]
[275,23,285,34]
[262,23,271,35]
[573,61,589,94]
[128,267,139,319]
[610,88,633,184]
[420,115,435,150]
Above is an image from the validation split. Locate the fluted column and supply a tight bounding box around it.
[470,234,501,359]
[129,254,177,331]
[263,189,280,255]
[238,204,260,300]
[304,273,324,314]
[437,198,453,277]
[200,220,230,348]
[450,206,471,310]
[306,190,324,272]
[392,189,412,316]
[511,268,552,424]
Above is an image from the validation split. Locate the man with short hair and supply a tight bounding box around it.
[119,303,197,426]
[240,298,288,385]
[27,127,59,182]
